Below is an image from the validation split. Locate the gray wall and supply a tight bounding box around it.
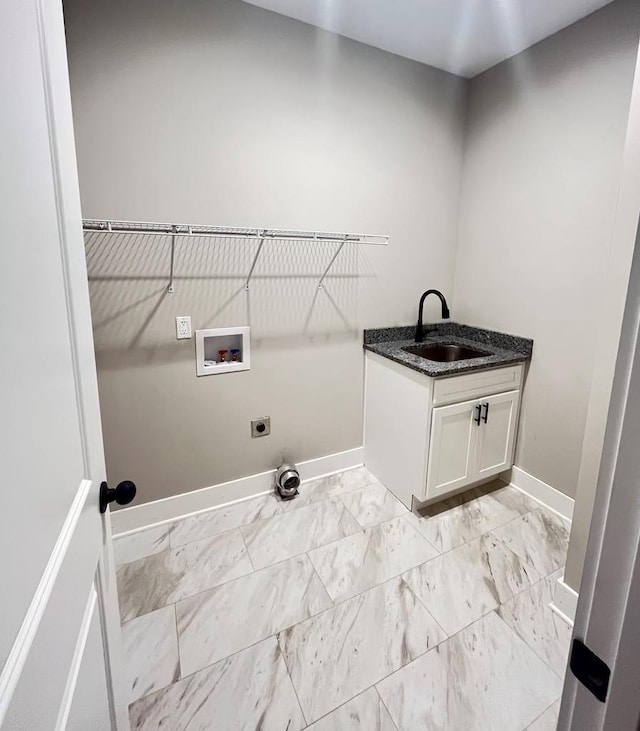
[64,0,467,505]
[454,0,640,499]
[66,0,640,521]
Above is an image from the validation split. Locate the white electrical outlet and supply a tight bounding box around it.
[176,316,192,339]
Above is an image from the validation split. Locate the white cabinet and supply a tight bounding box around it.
[426,399,477,497]
[363,352,432,509]
[426,390,520,499]
[475,390,520,480]
[364,351,524,508]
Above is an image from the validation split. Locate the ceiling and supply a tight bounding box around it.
[240,0,615,78]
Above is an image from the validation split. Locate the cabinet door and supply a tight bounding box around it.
[426,398,479,498]
[475,390,520,480]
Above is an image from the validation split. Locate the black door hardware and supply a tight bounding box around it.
[100,480,137,514]
[569,638,610,702]
[474,404,482,425]
[482,403,489,423]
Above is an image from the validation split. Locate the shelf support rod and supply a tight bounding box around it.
[245,233,266,290]
[318,239,346,289]
[167,232,176,293]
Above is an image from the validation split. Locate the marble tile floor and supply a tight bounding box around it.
[114,467,572,730]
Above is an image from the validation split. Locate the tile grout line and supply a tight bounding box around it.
[239,529,257,573]
[124,481,569,726]
[117,535,255,624]
[117,476,383,565]
[277,574,460,717]
[374,606,559,715]
[170,474,382,545]
[406,504,540,566]
[170,502,281,550]
[125,550,341,625]
[294,685,400,730]
[400,513,442,555]
[132,512,565,640]
[239,499,364,572]
[489,510,569,578]
[372,612,470,695]
[113,524,172,568]
[282,478,383,515]
[405,498,540,562]
[124,603,184,709]
[115,480,525,567]
[123,490,397,609]
[524,696,562,730]
[491,609,568,685]
[323,562,439,612]
[137,589,406,718]
[375,685,400,731]
[117,521,256,572]
[120,499,552,629]
[274,635,310,728]
[401,512,569,647]
[399,575,451,642]
[336,492,368,531]
[340,485,409,530]
[120,498,559,633]
[308,530,441,606]
[401,533,554,637]
[497,593,570,682]
[121,479,567,681]
[167,573,451,718]
[129,634,299,711]
[117,467,380,544]
[165,559,339,683]
[305,551,336,607]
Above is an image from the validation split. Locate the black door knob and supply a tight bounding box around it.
[100,480,137,514]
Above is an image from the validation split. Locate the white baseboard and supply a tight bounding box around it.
[551,575,579,626]
[509,466,578,626]
[111,447,364,536]
[509,465,575,522]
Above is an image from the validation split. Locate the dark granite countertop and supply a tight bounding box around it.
[363,323,533,378]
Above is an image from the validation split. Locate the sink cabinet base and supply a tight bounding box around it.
[364,351,524,508]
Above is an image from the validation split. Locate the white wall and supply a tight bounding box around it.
[454,0,640,499]
[64,0,467,505]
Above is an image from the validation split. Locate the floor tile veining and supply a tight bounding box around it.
[114,467,571,730]
[278,576,446,724]
[176,555,332,677]
[402,533,541,636]
[241,497,362,569]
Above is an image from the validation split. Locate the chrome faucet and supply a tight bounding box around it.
[415,289,450,342]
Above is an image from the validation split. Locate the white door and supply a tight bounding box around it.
[0,1,129,729]
[558,22,640,727]
[559,198,640,730]
[426,398,479,497]
[475,390,520,480]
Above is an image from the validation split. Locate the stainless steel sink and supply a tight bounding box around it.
[402,343,490,362]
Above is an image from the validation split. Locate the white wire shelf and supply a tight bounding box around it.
[82,218,388,292]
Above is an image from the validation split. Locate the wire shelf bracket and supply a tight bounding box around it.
[318,238,347,290]
[167,232,176,293]
[82,219,389,293]
[244,232,266,291]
